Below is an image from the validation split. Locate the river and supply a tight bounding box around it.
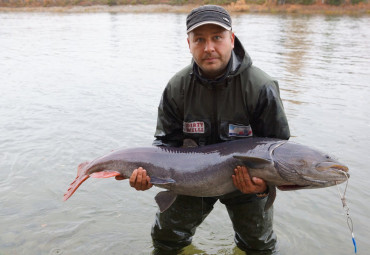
[0,11,369,255]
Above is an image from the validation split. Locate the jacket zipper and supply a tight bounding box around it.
[212,87,218,144]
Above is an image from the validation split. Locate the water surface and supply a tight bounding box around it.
[0,12,369,255]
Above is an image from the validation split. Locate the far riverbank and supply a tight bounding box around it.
[1,2,370,15]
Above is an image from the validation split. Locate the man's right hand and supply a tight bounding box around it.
[115,167,153,191]
[128,167,153,191]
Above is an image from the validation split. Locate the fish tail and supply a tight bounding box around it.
[63,161,90,201]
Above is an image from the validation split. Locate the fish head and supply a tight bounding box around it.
[273,142,349,190]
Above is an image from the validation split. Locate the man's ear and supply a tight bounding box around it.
[231,32,235,49]
[187,36,192,53]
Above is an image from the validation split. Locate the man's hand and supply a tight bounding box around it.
[232,165,267,194]
[115,167,153,191]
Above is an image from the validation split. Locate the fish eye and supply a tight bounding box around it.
[326,154,338,161]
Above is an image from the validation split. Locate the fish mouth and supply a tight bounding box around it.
[277,185,309,191]
[316,162,349,173]
[314,162,350,181]
[277,163,350,191]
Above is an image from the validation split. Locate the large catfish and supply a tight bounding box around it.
[63,138,349,212]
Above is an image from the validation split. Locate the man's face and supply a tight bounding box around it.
[187,24,235,79]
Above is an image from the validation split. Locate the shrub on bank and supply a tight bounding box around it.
[0,0,368,8]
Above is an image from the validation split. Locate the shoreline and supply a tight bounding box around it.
[0,3,369,15]
[0,4,196,13]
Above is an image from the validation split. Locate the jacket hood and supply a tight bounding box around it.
[192,36,252,87]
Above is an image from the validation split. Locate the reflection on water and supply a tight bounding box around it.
[0,12,369,254]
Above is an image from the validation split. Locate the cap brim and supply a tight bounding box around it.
[187,21,232,33]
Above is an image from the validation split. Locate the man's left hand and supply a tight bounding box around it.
[232,165,267,194]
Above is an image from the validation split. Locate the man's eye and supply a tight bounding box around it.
[195,38,204,43]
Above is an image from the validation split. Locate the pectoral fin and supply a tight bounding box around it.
[264,185,276,211]
[233,156,273,169]
[155,191,177,213]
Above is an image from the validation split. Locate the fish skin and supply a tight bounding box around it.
[64,137,349,212]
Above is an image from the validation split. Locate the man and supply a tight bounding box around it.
[122,5,290,255]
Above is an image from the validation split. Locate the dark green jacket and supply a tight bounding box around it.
[154,37,290,147]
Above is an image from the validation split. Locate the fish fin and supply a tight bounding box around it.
[264,185,276,211]
[233,156,273,169]
[63,161,91,201]
[182,138,198,148]
[77,161,89,176]
[150,176,176,185]
[155,191,177,213]
[90,170,121,178]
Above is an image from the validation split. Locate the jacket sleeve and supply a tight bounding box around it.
[251,81,290,140]
[153,83,184,147]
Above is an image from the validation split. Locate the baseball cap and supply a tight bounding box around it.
[186,5,232,33]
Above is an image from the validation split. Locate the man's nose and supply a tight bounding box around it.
[204,40,215,52]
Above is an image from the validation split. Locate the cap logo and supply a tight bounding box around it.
[223,17,230,23]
